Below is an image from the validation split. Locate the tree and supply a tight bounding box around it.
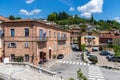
[9,15,15,20]
[113,45,120,57]
[47,13,58,21]
[81,44,86,52]
[15,17,21,20]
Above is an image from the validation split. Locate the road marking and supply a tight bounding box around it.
[56,60,90,66]
[69,61,72,64]
[83,63,86,66]
[80,62,83,65]
[88,65,105,80]
[63,61,66,63]
[73,62,76,64]
[76,62,79,65]
[66,61,69,64]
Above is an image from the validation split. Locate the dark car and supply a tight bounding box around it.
[99,50,110,56]
[86,51,91,56]
[57,54,64,59]
[88,54,98,64]
[110,57,120,62]
[106,54,114,59]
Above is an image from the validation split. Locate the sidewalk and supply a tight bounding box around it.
[40,52,73,69]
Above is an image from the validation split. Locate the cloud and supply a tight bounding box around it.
[114,17,120,23]
[69,7,75,11]
[26,0,34,4]
[77,0,103,18]
[19,9,42,16]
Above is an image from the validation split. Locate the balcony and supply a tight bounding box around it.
[4,36,47,42]
[57,37,67,41]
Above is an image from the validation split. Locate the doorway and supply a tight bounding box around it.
[49,49,51,59]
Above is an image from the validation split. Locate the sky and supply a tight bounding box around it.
[0,0,120,22]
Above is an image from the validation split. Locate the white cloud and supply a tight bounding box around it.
[114,17,120,23]
[77,0,103,18]
[69,7,75,11]
[19,9,42,16]
[26,0,34,4]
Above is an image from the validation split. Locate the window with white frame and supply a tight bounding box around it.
[8,42,16,48]
[25,42,29,48]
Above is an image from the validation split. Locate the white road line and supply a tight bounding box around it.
[80,62,83,65]
[66,61,69,64]
[69,61,72,64]
[89,65,105,80]
[73,62,76,64]
[83,63,86,66]
[63,61,66,63]
[76,62,79,65]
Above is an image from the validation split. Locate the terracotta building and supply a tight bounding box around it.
[80,31,99,51]
[2,20,71,65]
[0,16,9,62]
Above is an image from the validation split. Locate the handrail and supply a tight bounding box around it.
[6,62,56,77]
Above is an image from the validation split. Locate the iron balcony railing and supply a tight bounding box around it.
[57,37,67,41]
[4,36,47,42]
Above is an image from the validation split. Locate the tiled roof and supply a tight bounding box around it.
[0,16,9,21]
[100,34,114,38]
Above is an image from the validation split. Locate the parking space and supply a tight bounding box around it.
[91,52,120,67]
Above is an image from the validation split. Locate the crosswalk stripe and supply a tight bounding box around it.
[56,60,90,66]
[89,66,104,80]
[69,61,72,64]
[76,62,79,65]
[66,61,69,64]
[63,61,65,63]
[73,62,75,64]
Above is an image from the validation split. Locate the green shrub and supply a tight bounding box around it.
[53,54,56,59]
[15,56,23,62]
[82,76,88,80]
[69,77,74,80]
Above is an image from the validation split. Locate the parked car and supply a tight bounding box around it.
[106,54,114,61]
[71,44,79,51]
[110,56,120,62]
[57,54,64,59]
[106,54,114,59]
[99,50,110,56]
[88,54,98,64]
[86,51,91,56]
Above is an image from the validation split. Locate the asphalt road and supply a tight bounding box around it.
[101,68,120,80]
[49,51,120,80]
[49,51,89,80]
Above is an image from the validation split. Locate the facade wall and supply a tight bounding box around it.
[3,21,71,65]
[80,32,99,51]
[112,38,120,46]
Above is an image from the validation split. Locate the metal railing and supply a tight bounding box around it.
[57,37,67,41]
[4,36,47,42]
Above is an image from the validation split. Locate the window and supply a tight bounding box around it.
[8,42,16,48]
[54,32,56,38]
[58,32,60,38]
[10,29,15,37]
[24,28,29,37]
[25,42,29,48]
[11,54,15,61]
[25,54,29,62]
[49,31,51,37]
[64,34,66,37]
